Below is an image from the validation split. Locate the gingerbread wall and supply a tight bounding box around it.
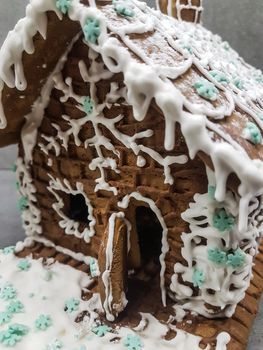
[20,35,208,288]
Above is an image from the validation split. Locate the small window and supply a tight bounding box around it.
[69,193,90,224]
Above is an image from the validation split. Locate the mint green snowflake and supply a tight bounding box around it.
[7,300,24,314]
[0,312,12,325]
[114,3,135,17]
[92,325,111,337]
[178,40,193,54]
[213,208,235,232]
[123,334,143,350]
[17,259,31,271]
[193,78,219,101]
[0,323,29,347]
[18,196,28,213]
[255,74,263,83]
[89,258,99,277]
[207,248,227,265]
[259,114,263,122]
[192,269,205,288]
[46,339,63,350]
[35,314,52,331]
[64,298,80,314]
[210,70,230,86]
[15,181,20,190]
[2,246,15,255]
[0,284,17,301]
[244,122,262,145]
[56,0,71,14]
[226,249,246,268]
[208,185,216,200]
[83,18,101,44]
[83,96,94,115]
[234,78,245,90]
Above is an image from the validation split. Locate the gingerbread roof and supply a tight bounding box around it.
[0,0,263,231]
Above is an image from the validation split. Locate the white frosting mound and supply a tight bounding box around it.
[0,247,230,350]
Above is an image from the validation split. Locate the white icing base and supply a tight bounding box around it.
[0,248,231,350]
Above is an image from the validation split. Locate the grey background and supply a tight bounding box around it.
[0,1,262,348]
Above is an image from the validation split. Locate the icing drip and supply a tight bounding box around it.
[136,155,146,167]
[215,332,231,350]
[0,0,60,90]
[0,0,62,127]
[170,168,262,318]
[118,192,169,307]
[47,175,96,243]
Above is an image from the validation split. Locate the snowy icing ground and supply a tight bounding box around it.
[0,246,230,350]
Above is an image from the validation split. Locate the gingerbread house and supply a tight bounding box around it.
[0,0,263,324]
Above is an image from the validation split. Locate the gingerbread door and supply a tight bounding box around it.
[98,214,128,321]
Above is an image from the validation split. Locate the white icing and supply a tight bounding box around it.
[38,134,61,157]
[50,54,187,188]
[170,169,262,318]
[215,332,231,350]
[21,33,80,163]
[0,250,226,350]
[136,155,146,167]
[47,175,96,243]
[16,157,42,237]
[15,235,95,266]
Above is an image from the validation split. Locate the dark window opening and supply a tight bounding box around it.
[69,193,90,224]
[135,206,163,266]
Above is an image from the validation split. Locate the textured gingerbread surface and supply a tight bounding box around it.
[17,239,263,350]
[22,31,210,314]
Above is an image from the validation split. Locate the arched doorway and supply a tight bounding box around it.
[134,206,163,277]
[98,194,168,321]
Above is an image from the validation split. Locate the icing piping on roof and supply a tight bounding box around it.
[0,0,263,233]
